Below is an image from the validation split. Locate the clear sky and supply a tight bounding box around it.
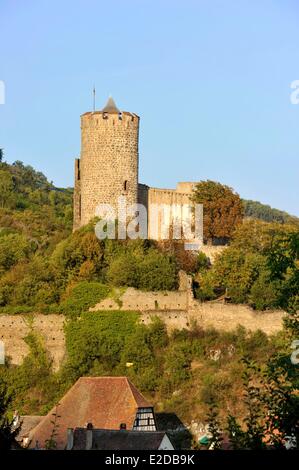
[0,0,298,215]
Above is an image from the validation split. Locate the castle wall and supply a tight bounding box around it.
[77,111,139,227]
[138,183,149,211]
[147,187,193,240]
[0,301,285,370]
[73,158,81,230]
[175,182,195,193]
[0,314,65,370]
[90,288,286,335]
[141,302,286,335]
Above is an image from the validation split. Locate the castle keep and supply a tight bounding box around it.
[73,97,195,237]
[74,97,139,230]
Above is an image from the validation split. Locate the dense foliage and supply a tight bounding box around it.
[206,231,299,450]
[192,180,244,243]
[243,199,299,225]
[195,220,299,310]
[0,160,297,312]
[0,160,179,312]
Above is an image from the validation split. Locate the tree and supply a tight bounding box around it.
[192,180,243,243]
[0,379,19,450]
[0,170,14,208]
[0,148,4,163]
[243,199,298,224]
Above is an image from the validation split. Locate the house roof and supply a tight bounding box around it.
[17,416,43,442]
[28,377,153,450]
[71,428,170,450]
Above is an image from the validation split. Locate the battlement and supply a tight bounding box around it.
[81,111,139,128]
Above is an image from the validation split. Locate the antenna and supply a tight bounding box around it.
[93,85,96,112]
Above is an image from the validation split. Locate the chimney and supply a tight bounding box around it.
[66,428,74,450]
[86,429,93,450]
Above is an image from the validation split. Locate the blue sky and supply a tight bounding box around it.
[0,0,298,215]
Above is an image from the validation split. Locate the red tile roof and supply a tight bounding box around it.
[29,377,152,450]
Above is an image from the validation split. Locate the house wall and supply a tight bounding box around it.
[159,434,175,450]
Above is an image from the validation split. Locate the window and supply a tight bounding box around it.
[124,180,128,191]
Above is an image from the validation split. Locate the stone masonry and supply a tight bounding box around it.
[74,97,140,229]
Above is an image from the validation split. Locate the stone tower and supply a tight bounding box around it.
[73,97,140,230]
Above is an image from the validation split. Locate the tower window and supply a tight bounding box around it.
[124,180,128,191]
[118,112,123,120]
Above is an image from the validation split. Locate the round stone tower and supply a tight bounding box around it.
[73,97,140,229]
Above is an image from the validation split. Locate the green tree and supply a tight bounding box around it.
[0,170,14,208]
[243,199,299,225]
[192,180,243,243]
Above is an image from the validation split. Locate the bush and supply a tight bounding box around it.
[137,250,178,291]
[0,233,35,275]
[58,281,110,317]
[107,249,178,291]
[249,273,280,310]
[0,257,59,308]
[162,343,192,390]
[106,253,138,287]
[195,271,218,301]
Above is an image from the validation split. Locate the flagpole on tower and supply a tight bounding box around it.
[93,85,96,112]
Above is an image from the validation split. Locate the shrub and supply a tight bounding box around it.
[106,249,178,291]
[163,343,192,389]
[249,273,280,310]
[58,281,110,317]
[137,250,178,291]
[106,253,138,287]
